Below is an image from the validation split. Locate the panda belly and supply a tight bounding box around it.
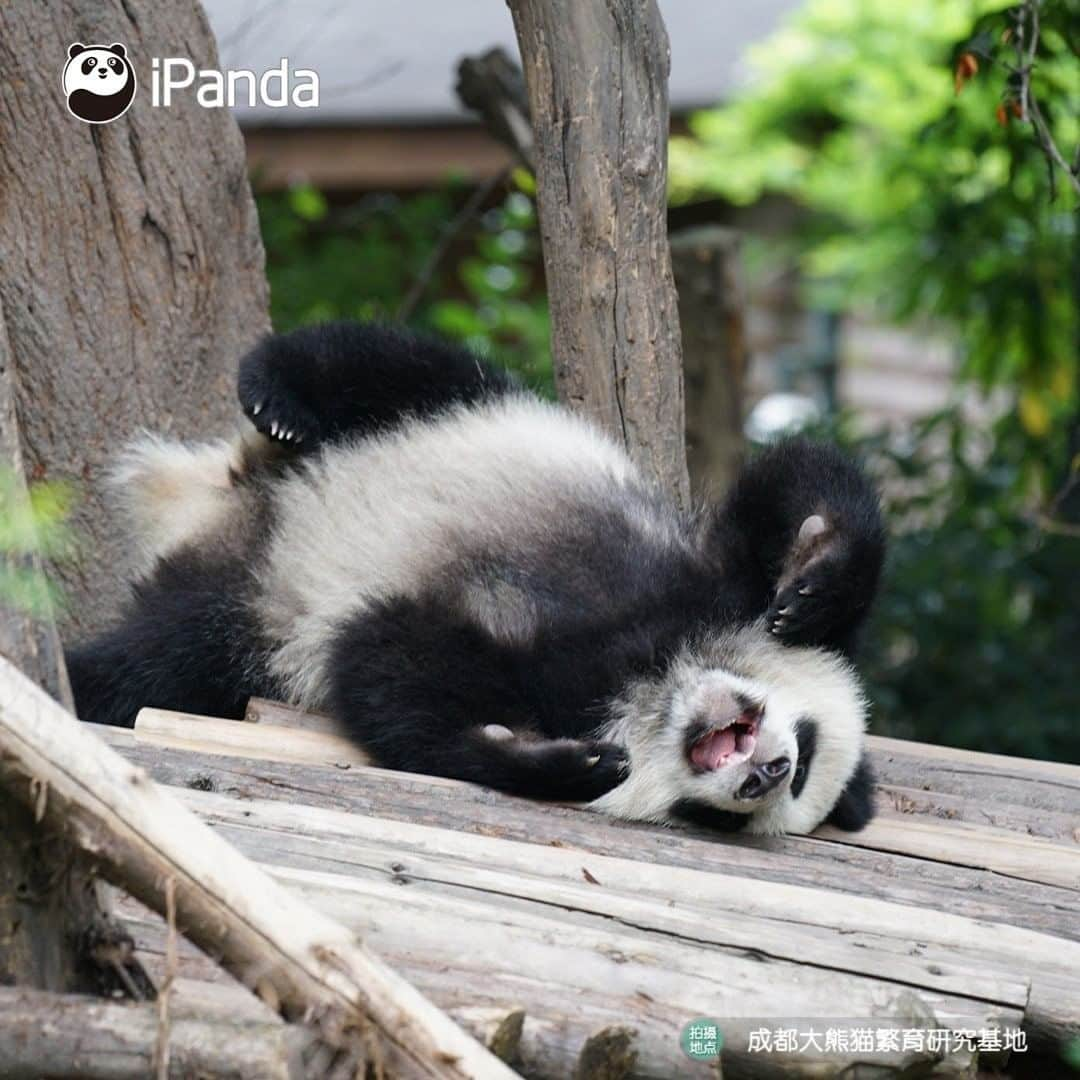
[253,395,681,708]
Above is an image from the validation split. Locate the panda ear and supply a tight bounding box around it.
[108,43,126,57]
[825,751,876,831]
[69,43,87,58]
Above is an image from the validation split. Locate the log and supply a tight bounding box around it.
[670,227,747,498]
[121,872,1006,1080]
[135,707,370,766]
[100,724,1078,942]
[508,0,690,506]
[169,784,1079,1043]
[1,308,130,994]
[243,696,340,734]
[0,986,308,1080]
[0,658,516,1079]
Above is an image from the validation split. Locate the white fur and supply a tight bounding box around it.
[255,394,671,707]
[591,623,867,836]
[108,434,243,572]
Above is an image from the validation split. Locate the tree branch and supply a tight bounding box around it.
[1011,0,1080,199]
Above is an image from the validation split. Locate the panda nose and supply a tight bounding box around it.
[737,756,791,800]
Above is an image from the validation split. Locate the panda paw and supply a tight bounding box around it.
[238,364,320,447]
[767,515,869,647]
[524,739,630,802]
[767,563,849,645]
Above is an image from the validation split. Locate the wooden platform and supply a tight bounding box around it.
[95,705,1080,1078]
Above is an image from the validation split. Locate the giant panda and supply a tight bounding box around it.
[68,322,884,835]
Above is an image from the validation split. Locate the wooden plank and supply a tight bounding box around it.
[135,707,372,767]
[875,782,1078,845]
[98,727,1079,942]
[872,735,1080,784]
[243,697,340,735]
[871,736,1080,816]
[125,716,1080,891]
[172,788,1080,1019]
[815,815,1080,890]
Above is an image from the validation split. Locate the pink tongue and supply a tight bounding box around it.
[691,727,737,771]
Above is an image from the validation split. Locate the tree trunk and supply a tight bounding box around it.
[671,226,747,499]
[508,0,690,506]
[1,316,112,993]
[0,0,270,639]
[0,0,265,999]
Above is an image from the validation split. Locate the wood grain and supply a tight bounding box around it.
[508,0,690,504]
[0,659,516,1079]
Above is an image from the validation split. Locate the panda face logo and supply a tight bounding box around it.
[63,43,136,124]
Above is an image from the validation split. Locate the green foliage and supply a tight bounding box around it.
[257,181,553,394]
[670,0,1079,426]
[818,408,1080,762]
[0,471,72,618]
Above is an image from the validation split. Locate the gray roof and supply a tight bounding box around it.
[202,0,799,126]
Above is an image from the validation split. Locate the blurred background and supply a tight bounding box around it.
[177,2,1080,759]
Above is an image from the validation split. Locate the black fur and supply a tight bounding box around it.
[67,548,278,728]
[706,438,885,657]
[824,753,876,830]
[72,321,885,820]
[237,321,515,450]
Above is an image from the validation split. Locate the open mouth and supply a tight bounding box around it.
[686,704,763,773]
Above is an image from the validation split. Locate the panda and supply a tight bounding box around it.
[68,322,884,836]
[63,43,136,124]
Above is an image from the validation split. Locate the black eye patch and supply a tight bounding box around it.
[791,717,818,798]
[108,57,121,70]
[82,56,97,74]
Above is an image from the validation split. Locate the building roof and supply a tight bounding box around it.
[202,0,800,126]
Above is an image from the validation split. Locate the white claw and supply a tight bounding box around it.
[286,430,295,441]
[585,754,601,768]
[778,606,791,615]
[270,421,279,437]
[252,403,263,416]
[798,586,813,596]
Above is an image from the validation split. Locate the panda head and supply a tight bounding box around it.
[63,43,136,124]
[592,624,874,836]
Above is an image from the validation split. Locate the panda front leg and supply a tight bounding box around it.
[710,438,886,655]
[325,597,629,801]
[237,321,514,452]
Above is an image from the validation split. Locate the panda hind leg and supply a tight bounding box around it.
[237,321,514,453]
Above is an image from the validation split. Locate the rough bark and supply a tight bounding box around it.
[507,0,690,505]
[671,227,747,499]
[0,657,517,1079]
[0,0,270,638]
[0,987,309,1080]
[1,310,119,994]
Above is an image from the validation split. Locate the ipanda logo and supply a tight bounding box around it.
[63,43,136,124]
[63,41,318,124]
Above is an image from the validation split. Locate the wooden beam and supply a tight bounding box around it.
[136,707,369,766]
[0,986,308,1080]
[0,658,516,1079]
[103,722,1078,941]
